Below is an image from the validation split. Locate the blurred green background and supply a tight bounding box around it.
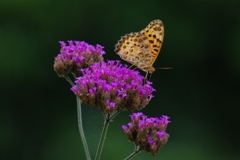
[1,0,240,159]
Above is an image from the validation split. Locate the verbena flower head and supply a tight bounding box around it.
[71,60,155,113]
[122,113,170,156]
[54,41,105,77]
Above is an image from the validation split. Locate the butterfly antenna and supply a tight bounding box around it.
[157,67,172,69]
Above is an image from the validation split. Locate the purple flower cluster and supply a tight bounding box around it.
[71,61,155,113]
[122,112,170,156]
[54,41,105,77]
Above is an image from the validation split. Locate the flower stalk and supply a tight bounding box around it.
[124,145,142,160]
[76,97,91,160]
[65,77,91,160]
[65,77,75,86]
[94,114,111,160]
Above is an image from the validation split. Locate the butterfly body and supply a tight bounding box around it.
[115,19,164,73]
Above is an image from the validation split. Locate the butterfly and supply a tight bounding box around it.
[115,19,171,78]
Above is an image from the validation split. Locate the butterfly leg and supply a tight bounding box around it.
[128,64,138,71]
[133,66,138,70]
[128,64,135,69]
[148,73,153,81]
[144,71,149,84]
[145,71,148,79]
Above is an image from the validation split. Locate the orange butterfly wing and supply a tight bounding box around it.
[140,19,164,66]
[115,19,164,73]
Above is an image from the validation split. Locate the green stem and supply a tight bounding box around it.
[65,77,91,160]
[124,145,142,160]
[66,76,75,86]
[109,110,122,119]
[76,97,91,160]
[94,114,111,160]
